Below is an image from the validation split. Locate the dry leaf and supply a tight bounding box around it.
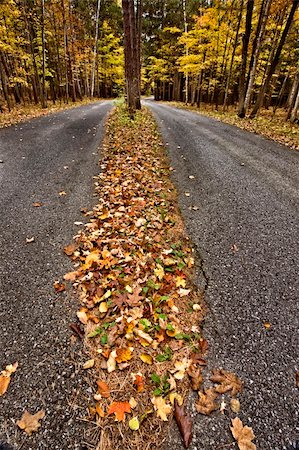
[59,191,66,196]
[107,350,117,373]
[296,372,299,389]
[95,403,105,418]
[195,388,218,415]
[187,365,203,390]
[132,373,145,392]
[230,417,256,450]
[210,369,242,396]
[32,202,43,207]
[53,281,66,292]
[129,397,137,409]
[231,398,241,413]
[63,243,77,256]
[83,359,95,369]
[0,362,18,396]
[174,399,193,448]
[152,396,172,421]
[97,380,110,398]
[77,310,88,325]
[26,237,35,243]
[17,410,45,435]
[108,401,131,421]
[115,347,133,363]
[169,392,183,406]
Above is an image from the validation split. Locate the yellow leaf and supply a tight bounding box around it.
[129,397,137,409]
[230,399,241,413]
[115,347,133,363]
[230,417,256,450]
[99,302,108,313]
[83,359,95,369]
[17,410,45,435]
[152,396,172,421]
[169,392,183,406]
[176,276,186,288]
[107,350,117,373]
[154,264,165,280]
[140,353,153,365]
[129,416,140,431]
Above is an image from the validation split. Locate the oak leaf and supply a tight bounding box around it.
[17,410,45,435]
[210,369,242,396]
[230,417,256,450]
[108,401,131,422]
[152,396,172,421]
[195,388,218,415]
[187,365,203,390]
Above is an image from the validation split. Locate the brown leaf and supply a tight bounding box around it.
[32,202,43,207]
[230,417,256,450]
[63,243,77,256]
[127,286,143,306]
[0,376,10,396]
[210,369,242,396]
[174,399,193,448]
[296,371,299,389]
[187,365,203,390]
[108,401,131,422]
[69,323,84,339]
[17,410,45,435]
[97,380,110,398]
[53,281,66,292]
[195,388,218,415]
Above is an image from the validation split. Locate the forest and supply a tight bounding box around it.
[0,0,298,121]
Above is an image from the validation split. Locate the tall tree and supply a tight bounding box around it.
[122,0,141,114]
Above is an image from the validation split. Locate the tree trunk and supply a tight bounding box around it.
[250,0,299,118]
[91,0,101,98]
[243,0,271,113]
[41,0,47,108]
[122,0,141,115]
[290,83,299,123]
[238,0,254,118]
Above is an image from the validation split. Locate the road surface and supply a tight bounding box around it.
[0,101,112,450]
[146,100,299,450]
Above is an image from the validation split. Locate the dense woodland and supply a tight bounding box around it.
[0,0,298,121]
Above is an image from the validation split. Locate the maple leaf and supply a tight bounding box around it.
[53,281,66,292]
[154,264,165,280]
[97,380,110,398]
[152,396,172,421]
[115,347,133,363]
[195,388,218,415]
[176,275,186,288]
[108,401,131,421]
[17,410,45,435]
[230,417,256,450]
[63,243,77,256]
[210,369,242,396]
[132,373,145,392]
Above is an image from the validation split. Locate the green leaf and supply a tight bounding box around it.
[156,346,172,362]
[150,373,161,386]
[153,388,162,396]
[100,333,108,345]
[87,327,102,338]
[174,333,191,341]
[166,323,174,331]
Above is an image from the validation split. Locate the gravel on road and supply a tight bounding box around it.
[146,100,299,450]
[0,101,112,450]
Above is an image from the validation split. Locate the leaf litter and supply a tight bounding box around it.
[64,105,250,449]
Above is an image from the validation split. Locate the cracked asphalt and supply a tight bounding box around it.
[0,101,112,449]
[146,100,299,450]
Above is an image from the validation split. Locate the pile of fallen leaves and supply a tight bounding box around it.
[64,105,255,450]
[64,105,206,449]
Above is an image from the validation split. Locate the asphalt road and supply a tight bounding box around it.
[146,100,299,450]
[0,101,112,449]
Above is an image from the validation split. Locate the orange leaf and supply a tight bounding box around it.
[115,347,133,364]
[96,403,105,418]
[97,380,110,398]
[53,281,66,292]
[108,401,131,422]
[133,374,145,392]
[0,376,10,396]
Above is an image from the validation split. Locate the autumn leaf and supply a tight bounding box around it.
[63,243,77,256]
[53,280,66,292]
[140,353,153,365]
[83,359,95,369]
[152,396,172,421]
[231,398,241,413]
[95,403,105,418]
[115,347,133,363]
[108,401,131,422]
[210,369,242,396]
[97,380,110,398]
[32,201,43,207]
[77,310,88,325]
[0,362,18,396]
[230,417,256,450]
[176,275,186,288]
[174,399,193,448]
[296,371,299,389]
[187,364,203,390]
[129,416,140,431]
[195,388,218,415]
[132,373,145,392]
[17,410,45,435]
